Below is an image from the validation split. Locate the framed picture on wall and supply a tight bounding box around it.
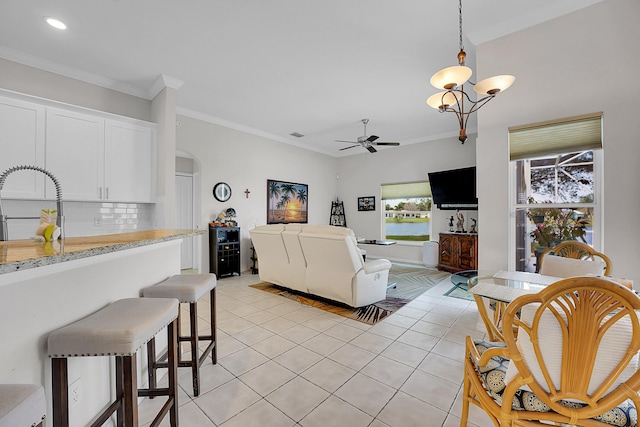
[358,196,375,211]
[267,179,308,224]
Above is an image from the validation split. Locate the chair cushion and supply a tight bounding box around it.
[471,340,638,427]
[48,298,179,357]
[540,254,606,277]
[142,273,216,303]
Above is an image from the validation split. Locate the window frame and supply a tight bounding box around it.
[508,149,603,271]
[380,181,432,244]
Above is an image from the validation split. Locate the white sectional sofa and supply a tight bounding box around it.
[249,224,392,307]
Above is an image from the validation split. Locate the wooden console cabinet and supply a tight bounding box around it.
[438,232,478,273]
[209,226,241,277]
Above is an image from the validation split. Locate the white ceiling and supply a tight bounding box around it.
[0,0,604,157]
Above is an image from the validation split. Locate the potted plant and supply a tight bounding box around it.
[526,200,589,248]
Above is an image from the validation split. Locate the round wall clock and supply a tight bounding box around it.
[213,182,232,202]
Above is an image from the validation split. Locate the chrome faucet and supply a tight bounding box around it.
[0,165,64,241]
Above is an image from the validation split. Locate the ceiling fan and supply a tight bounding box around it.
[335,119,400,153]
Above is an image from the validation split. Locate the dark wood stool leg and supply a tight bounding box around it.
[189,301,200,396]
[146,337,156,398]
[210,287,217,364]
[122,354,138,427]
[51,357,69,427]
[115,356,124,427]
[167,318,179,427]
[176,306,182,343]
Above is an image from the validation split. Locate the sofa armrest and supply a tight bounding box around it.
[363,259,392,274]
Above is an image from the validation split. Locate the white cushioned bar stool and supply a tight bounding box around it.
[48,298,180,427]
[0,384,46,427]
[142,274,217,397]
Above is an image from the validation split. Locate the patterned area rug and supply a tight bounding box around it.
[249,264,450,325]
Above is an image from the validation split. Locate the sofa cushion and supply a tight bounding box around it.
[281,224,308,292]
[249,225,290,287]
[301,225,354,236]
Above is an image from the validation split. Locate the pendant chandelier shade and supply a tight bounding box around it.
[427,0,515,143]
[426,91,461,110]
[474,75,516,96]
[430,64,472,90]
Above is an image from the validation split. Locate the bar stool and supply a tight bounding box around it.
[142,274,217,397]
[48,298,179,427]
[0,384,46,427]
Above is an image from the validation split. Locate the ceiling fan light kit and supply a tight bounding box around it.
[427,0,515,144]
[335,118,400,154]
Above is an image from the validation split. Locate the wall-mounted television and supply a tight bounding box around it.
[428,166,478,210]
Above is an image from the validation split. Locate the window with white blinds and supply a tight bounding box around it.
[509,112,602,273]
[381,181,431,199]
[381,181,432,242]
[509,112,602,161]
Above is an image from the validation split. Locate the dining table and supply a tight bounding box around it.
[468,270,635,342]
[469,270,562,303]
[466,270,562,341]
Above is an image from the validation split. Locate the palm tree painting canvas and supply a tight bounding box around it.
[267,179,308,224]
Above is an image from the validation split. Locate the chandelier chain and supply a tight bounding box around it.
[426,0,514,143]
[458,0,464,52]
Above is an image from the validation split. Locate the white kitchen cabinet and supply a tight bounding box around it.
[45,108,156,203]
[0,96,46,199]
[1,92,156,203]
[45,107,105,201]
[104,120,155,203]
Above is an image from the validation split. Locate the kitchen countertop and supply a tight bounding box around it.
[0,229,204,274]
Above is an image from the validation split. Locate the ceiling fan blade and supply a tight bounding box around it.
[366,145,377,153]
[335,140,357,143]
[374,142,400,146]
[367,135,379,142]
[339,145,360,151]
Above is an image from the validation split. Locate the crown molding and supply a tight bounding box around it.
[148,74,184,99]
[175,106,332,156]
[0,46,151,99]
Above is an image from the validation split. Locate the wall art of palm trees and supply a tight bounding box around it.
[267,179,308,224]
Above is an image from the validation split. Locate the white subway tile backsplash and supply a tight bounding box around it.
[1,199,156,240]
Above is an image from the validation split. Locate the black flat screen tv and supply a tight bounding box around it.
[428,166,478,210]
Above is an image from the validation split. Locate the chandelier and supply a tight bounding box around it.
[426,0,515,144]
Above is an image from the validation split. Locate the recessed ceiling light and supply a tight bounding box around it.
[45,17,67,30]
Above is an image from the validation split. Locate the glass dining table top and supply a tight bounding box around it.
[469,270,562,303]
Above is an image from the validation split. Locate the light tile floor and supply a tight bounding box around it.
[139,268,495,427]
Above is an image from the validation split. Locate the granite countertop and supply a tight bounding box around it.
[0,229,204,274]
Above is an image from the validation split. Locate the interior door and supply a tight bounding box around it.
[175,174,194,269]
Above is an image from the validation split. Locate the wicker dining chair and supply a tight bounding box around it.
[470,287,508,343]
[540,241,612,276]
[461,276,640,427]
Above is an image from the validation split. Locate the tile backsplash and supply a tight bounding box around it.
[1,199,156,240]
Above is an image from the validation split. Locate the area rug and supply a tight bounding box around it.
[249,264,450,325]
